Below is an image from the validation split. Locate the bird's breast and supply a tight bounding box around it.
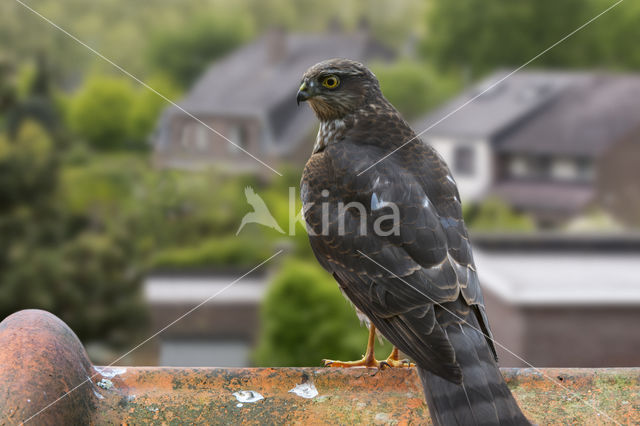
[313,118,347,154]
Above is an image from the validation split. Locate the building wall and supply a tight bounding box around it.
[597,126,640,226]
[148,302,260,367]
[482,289,640,368]
[154,114,315,173]
[427,137,493,202]
[522,305,640,367]
[154,115,263,171]
[482,288,526,368]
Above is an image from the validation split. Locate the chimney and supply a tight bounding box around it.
[266,27,287,64]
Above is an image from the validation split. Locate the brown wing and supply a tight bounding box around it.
[301,131,495,382]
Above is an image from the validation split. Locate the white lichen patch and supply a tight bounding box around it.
[232,390,264,403]
[97,378,113,390]
[288,382,319,399]
[94,366,126,378]
[93,389,105,400]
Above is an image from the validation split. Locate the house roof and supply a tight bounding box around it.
[414,70,640,157]
[495,73,640,157]
[413,70,578,140]
[144,276,266,304]
[155,31,392,154]
[476,249,640,305]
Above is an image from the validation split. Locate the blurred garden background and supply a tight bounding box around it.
[1,0,639,368]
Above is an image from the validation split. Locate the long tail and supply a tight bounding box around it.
[417,319,530,425]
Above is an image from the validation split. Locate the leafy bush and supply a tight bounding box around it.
[0,121,149,349]
[373,61,461,120]
[59,155,291,269]
[0,121,57,208]
[253,259,392,367]
[463,197,535,232]
[68,76,136,150]
[152,235,274,270]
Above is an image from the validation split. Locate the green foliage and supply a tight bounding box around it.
[0,58,15,107]
[373,61,461,119]
[57,153,301,269]
[68,76,136,150]
[128,75,180,146]
[146,13,253,88]
[0,121,57,208]
[57,230,147,346]
[152,235,274,270]
[0,121,149,348]
[424,0,640,77]
[1,55,63,140]
[66,73,179,150]
[565,208,624,232]
[253,259,392,367]
[1,0,425,82]
[463,197,535,232]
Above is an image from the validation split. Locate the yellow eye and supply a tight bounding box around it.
[322,75,340,89]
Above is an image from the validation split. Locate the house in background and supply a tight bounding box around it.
[143,271,269,367]
[139,235,640,368]
[152,28,393,173]
[414,71,640,226]
[473,234,640,368]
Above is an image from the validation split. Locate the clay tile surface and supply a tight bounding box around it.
[1,310,639,424]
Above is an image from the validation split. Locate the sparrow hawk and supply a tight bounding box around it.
[298,59,529,425]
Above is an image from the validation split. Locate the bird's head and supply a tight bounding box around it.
[297,58,380,121]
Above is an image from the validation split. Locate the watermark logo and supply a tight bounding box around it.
[236,186,285,235]
[236,186,400,237]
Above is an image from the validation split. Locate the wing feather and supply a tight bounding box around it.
[302,131,496,382]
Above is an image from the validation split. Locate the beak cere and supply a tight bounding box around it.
[296,81,310,105]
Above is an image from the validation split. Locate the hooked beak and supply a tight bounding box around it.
[296,81,312,105]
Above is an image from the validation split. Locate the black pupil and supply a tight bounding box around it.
[327,78,335,86]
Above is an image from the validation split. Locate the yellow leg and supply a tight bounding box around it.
[322,325,414,369]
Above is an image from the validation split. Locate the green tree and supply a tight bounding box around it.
[0,119,149,355]
[68,75,136,150]
[146,13,253,88]
[253,259,392,367]
[0,57,16,115]
[373,61,461,119]
[2,55,62,140]
[424,0,607,77]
